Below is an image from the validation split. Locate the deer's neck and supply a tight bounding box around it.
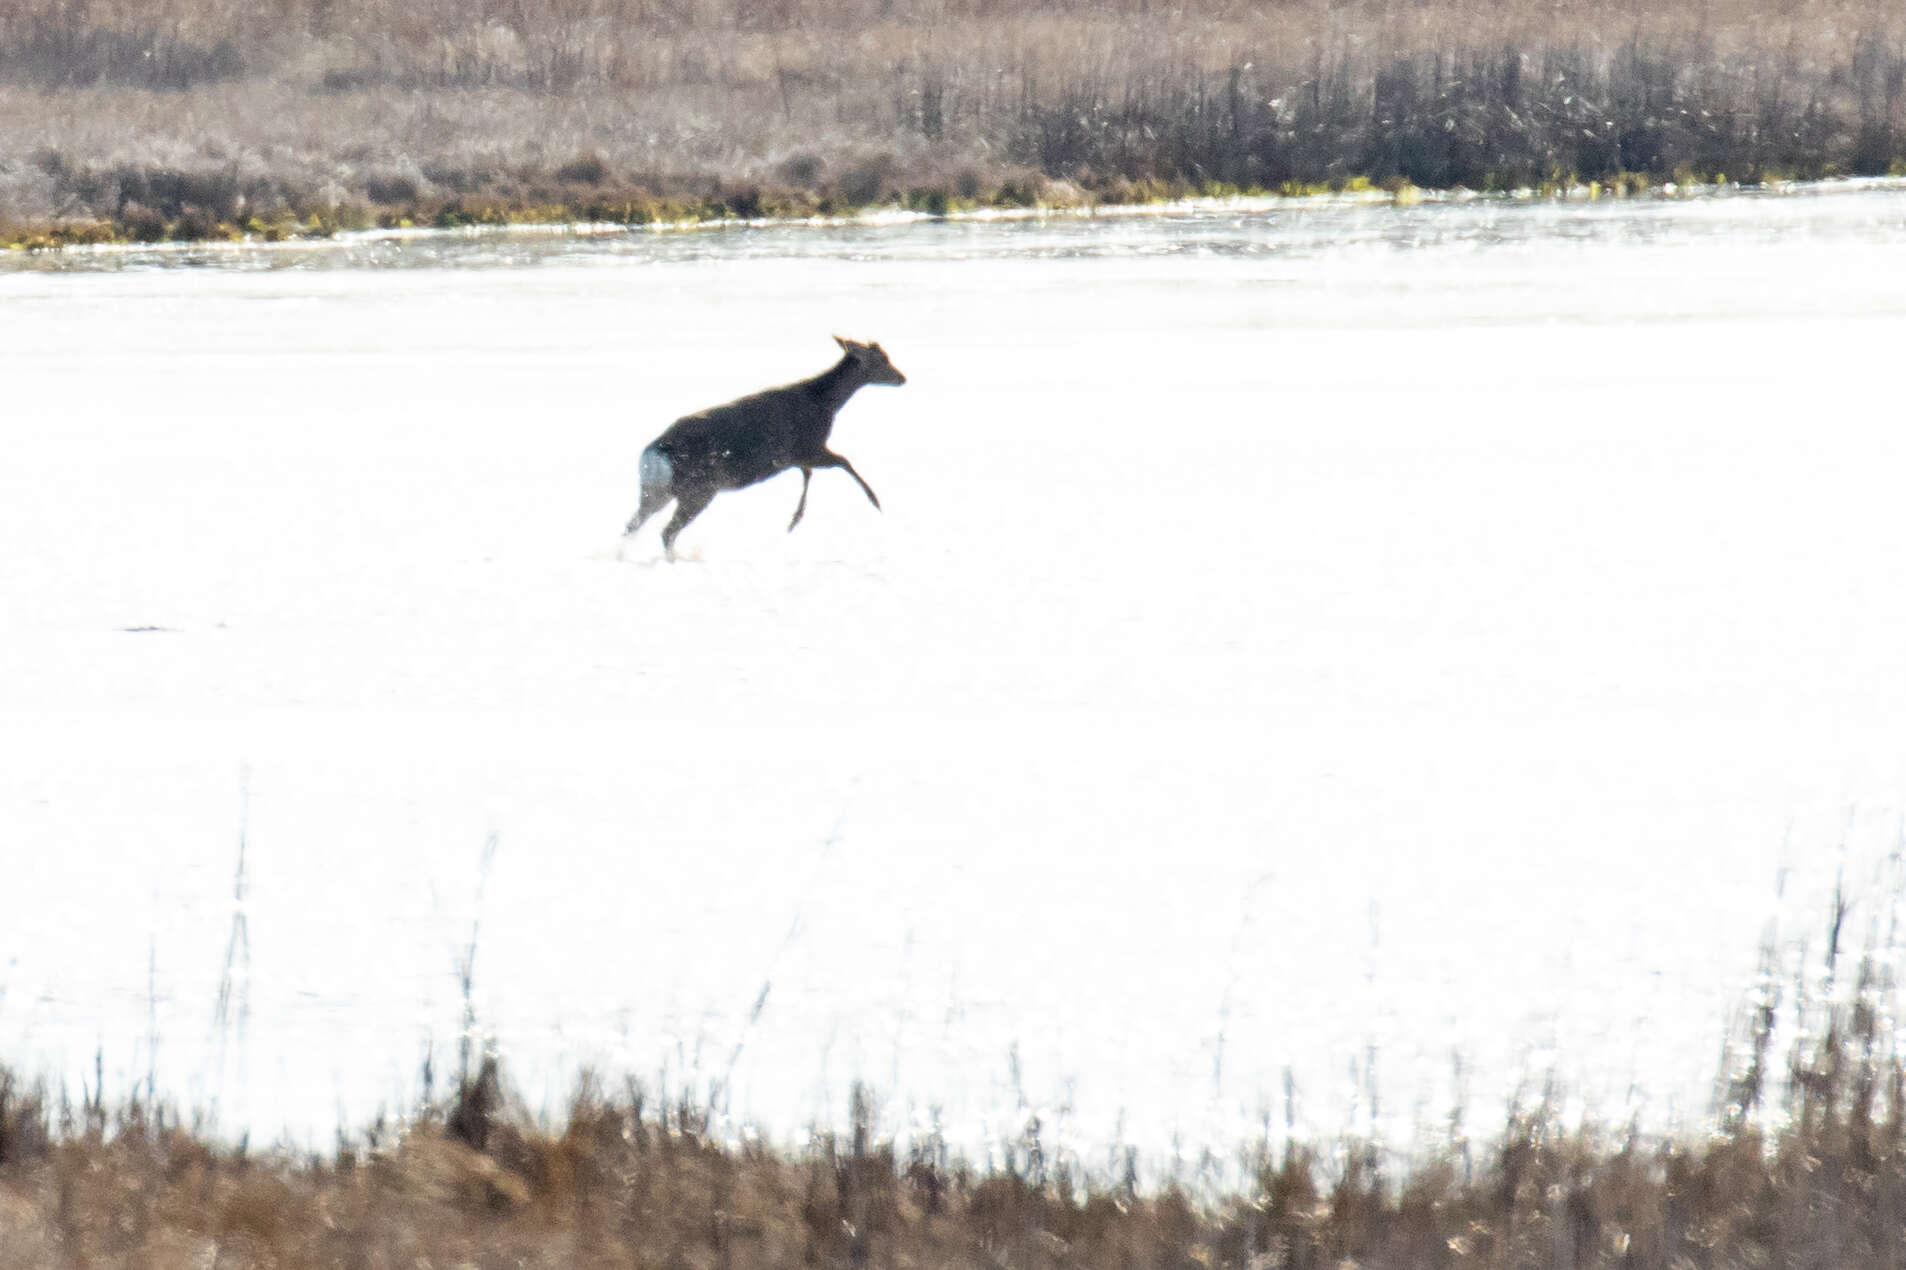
[806,355,868,419]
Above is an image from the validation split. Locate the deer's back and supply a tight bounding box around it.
[650,386,830,492]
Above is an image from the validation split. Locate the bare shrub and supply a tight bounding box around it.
[0,0,1901,237]
[0,16,243,90]
[0,1071,48,1167]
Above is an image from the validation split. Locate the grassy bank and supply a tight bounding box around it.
[1,0,1904,245]
[2,1034,1904,1267]
[4,898,1906,1267]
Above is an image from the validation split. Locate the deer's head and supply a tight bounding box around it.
[835,336,907,387]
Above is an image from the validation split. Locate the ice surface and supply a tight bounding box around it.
[5,186,1906,1172]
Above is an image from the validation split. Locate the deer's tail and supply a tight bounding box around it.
[639,445,674,500]
[625,445,677,538]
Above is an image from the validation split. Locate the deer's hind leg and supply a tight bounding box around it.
[660,486,716,561]
[625,487,669,539]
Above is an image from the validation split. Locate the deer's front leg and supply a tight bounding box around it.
[821,451,880,511]
[788,467,814,531]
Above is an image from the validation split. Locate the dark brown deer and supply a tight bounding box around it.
[622,337,906,559]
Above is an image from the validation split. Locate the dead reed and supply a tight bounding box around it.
[3,880,1905,1269]
[1,0,1903,242]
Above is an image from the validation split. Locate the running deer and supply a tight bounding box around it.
[622,337,906,559]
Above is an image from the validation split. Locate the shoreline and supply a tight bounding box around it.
[10,173,1906,262]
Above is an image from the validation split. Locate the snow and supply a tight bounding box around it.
[5,186,1906,1171]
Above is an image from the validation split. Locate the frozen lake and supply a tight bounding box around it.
[6,184,1906,1174]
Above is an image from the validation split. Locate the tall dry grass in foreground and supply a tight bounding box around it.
[4,886,1906,1269]
[0,0,1903,241]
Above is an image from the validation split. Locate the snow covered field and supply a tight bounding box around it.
[6,186,1906,1169]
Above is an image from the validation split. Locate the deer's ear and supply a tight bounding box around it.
[833,334,853,351]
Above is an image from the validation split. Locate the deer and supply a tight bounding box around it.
[622,336,906,560]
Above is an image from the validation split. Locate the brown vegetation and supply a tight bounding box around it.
[4,914,1906,1268]
[0,0,1903,243]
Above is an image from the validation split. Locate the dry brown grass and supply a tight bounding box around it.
[1,0,1903,241]
[4,860,1906,1270]
[1,1070,1904,1268]
[5,929,1906,1270]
